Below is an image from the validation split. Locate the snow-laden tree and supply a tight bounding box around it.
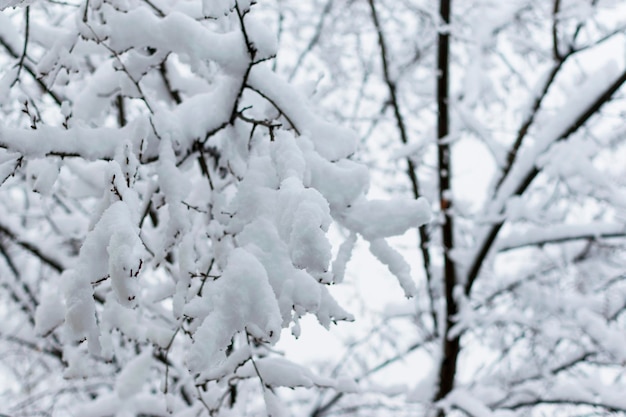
[271,0,626,416]
[0,0,431,416]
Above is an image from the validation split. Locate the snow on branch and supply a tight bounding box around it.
[0,1,431,415]
[496,222,626,252]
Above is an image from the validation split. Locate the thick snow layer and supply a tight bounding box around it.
[497,222,626,251]
[0,2,439,413]
[331,232,357,284]
[63,200,145,354]
[188,248,281,376]
[369,238,417,298]
[26,158,59,195]
[62,268,101,354]
[248,66,359,161]
[202,0,234,18]
[491,61,622,216]
[307,151,370,211]
[236,356,357,392]
[0,124,127,159]
[342,197,431,239]
[104,8,248,73]
[244,12,279,62]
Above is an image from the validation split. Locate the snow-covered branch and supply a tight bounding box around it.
[497,222,626,252]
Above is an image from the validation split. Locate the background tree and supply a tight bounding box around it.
[271,0,626,416]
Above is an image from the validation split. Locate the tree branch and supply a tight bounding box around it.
[466,67,626,296]
[367,0,436,334]
[11,6,30,86]
[0,32,62,106]
[0,221,65,273]
[496,223,626,252]
[310,336,436,417]
[495,60,564,190]
[433,0,458,408]
[288,0,332,82]
[551,0,561,60]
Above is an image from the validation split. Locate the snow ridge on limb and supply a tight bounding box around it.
[0,0,430,415]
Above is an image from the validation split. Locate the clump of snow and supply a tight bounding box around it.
[369,238,417,298]
[189,248,282,376]
[0,1,435,414]
[306,151,370,211]
[342,197,431,239]
[332,232,357,284]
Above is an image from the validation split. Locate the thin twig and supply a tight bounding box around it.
[367,0,436,333]
[12,6,30,86]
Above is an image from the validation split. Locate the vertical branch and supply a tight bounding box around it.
[495,0,568,190]
[494,61,564,190]
[116,95,126,127]
[434,0,459,409]
[288,0,332,81]
[466,67,626,294]
[12,6,30,86]
[273,0,284,71]
[160,59,182,105]
[552,0,561,60]
[0,35,62,105]
[367,0,436,335]
[230,4,256,124]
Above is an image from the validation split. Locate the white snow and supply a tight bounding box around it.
[189,248,282,376]
[34,284,65,336]
[331,232,357,284]
[116,351,153,399]
[341,197,431,239]
[369,238,417,298]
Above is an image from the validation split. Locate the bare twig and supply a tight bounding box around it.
[288,0,332,81]
[552,0,561,60]
[0,221,65,273]
[433,0,458,408]
[0,36,62,105]
[11,6,30,86]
